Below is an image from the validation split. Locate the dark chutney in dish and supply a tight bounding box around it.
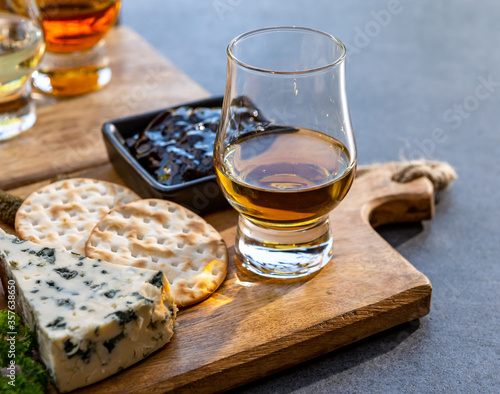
[125,99,266,186]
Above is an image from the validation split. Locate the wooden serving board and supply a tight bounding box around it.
[0,162,433,393]
[0,25,432,393]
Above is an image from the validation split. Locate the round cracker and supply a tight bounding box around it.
[15,178,140,255]
[85,199,228,307]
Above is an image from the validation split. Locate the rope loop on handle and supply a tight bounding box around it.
[391,160,457,191]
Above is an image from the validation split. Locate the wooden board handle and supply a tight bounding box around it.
[341,162,435,228]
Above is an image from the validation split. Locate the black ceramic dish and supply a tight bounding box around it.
[102,97,228,215]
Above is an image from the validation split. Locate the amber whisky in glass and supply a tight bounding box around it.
[215,27,357,278]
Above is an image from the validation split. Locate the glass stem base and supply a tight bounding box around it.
[0,84,36,141]
[32,40,111,97]
[236,215,334,278]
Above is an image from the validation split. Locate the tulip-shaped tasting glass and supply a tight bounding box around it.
[214,27,357,278]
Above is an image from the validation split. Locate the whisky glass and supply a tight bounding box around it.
[0,0,45,140]
[32,0,120,96]
[215,27,357,278]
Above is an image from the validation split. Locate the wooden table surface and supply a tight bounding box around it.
[0,26,210,191]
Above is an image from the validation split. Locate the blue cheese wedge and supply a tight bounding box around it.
[0,229,176,393]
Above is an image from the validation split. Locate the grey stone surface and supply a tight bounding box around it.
[122,0,500,392]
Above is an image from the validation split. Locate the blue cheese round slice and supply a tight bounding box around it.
[0,229,176,393]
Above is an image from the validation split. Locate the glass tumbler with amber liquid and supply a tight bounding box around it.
[214,27,357,278]
[32,0,120,96]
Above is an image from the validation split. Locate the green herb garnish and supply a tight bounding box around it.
[0,310,49,393]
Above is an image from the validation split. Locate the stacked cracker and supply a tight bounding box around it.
[15,179,140,255]
[15,178,228,307]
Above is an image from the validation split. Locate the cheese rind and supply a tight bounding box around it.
[0,229,176,393]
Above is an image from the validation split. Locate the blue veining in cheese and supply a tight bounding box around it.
[0,229,177,392]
